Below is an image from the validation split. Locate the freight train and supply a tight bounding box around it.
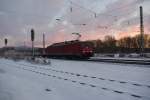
[45,40,94,59]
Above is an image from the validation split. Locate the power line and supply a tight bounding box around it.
[97,0,143,16]
[69,0,143,18]
[69,0,96,14]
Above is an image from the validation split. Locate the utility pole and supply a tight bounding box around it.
[140,6,144,56]
[43,33,46,56]
[31,29,35,59]
[24,41,26,56]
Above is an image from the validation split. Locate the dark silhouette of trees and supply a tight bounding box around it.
[103,35,116,48]
[86,34,150,53]
[117,37,132,48]
[117,34,150,49]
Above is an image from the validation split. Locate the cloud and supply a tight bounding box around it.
[0,0,149,47]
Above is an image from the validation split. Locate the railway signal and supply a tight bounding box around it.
[31,29,35,59]
[31,29,35,41]
[4,38,8,47]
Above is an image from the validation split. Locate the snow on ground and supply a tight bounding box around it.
[0,58,150,100]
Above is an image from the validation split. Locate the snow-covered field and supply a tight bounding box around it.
[0,58,150,100]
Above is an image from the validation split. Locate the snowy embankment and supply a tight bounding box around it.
[91,56,150,61]
[92,53,150,61]
[0,58,150,100]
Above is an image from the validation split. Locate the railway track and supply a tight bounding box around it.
[54,57,149,65]
[1,61,150,99]
[87,58,150,65]
[49,57,150,65]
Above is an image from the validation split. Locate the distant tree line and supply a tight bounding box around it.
[87,34,150,53]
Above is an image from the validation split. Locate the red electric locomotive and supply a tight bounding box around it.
[45,40,94,59]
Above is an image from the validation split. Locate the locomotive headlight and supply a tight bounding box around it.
[82,50,86,53]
